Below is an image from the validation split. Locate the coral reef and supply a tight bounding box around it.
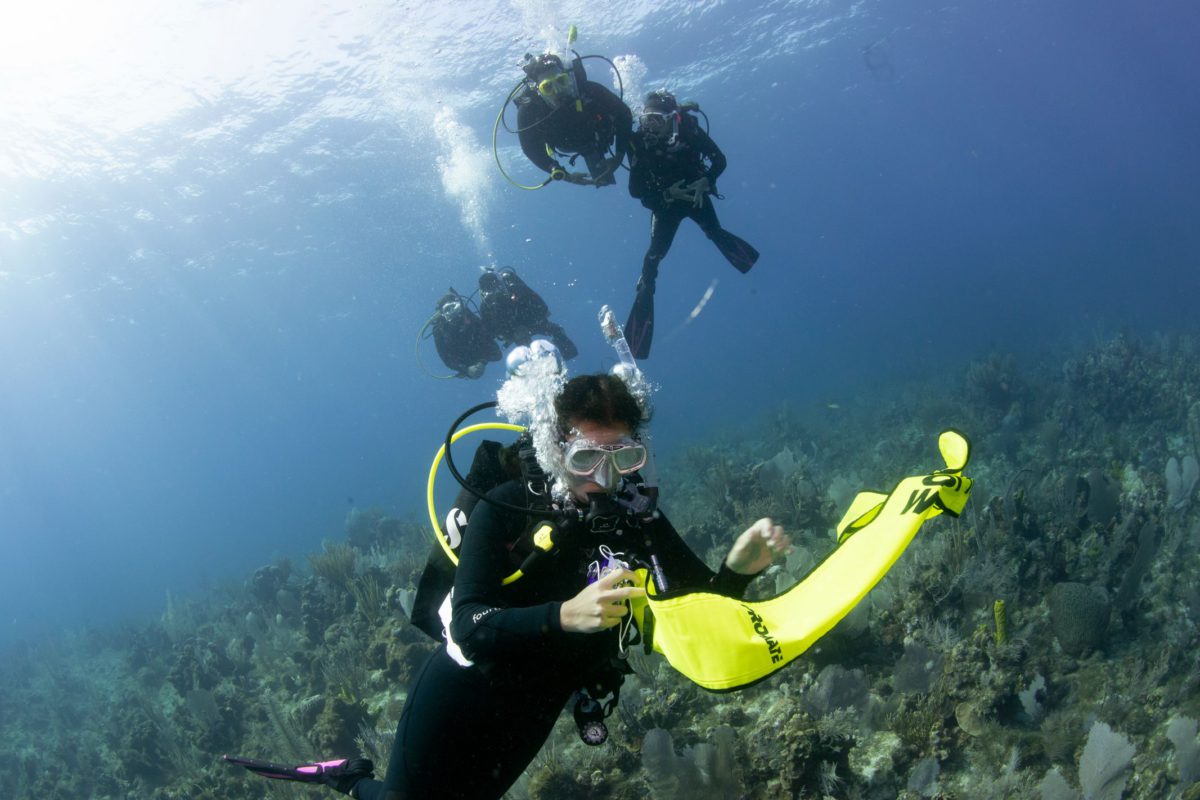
[3,332,1200,799]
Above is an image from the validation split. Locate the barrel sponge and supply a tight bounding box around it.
[1048,582,1111,656]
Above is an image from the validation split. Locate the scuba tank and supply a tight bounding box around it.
[494,267,548,316]
[478,267,551,344]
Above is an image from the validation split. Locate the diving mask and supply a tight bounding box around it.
[536,71,575,100]
[638,111,678,146]
[563,436,648,490]
[441,298,464,322]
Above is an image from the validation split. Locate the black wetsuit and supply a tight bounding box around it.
[431,293,502,378]
[516,81,633,184]
[628,117,758,290]
[352,481,756,800]
[478,276,579,360]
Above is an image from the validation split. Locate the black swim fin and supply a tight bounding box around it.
[711,230,759,274]
[624,285,655,360]
[543,322,579,360]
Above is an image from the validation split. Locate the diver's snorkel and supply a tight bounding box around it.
[599,304,650,406]
[563,23,578,60]
[594,305,660,523]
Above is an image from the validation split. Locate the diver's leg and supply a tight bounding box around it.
[350,648,452,800]
[640,207,685,293]
[357,647,566,800]
[382,647,488,798]
[691,198,759,273]
[625,208,683,359]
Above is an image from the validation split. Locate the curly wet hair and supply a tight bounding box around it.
[555,374,645,436]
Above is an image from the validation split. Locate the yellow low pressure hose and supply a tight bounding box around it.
[427,421,529,583]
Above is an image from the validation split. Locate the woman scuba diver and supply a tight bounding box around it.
[227,313,789,799]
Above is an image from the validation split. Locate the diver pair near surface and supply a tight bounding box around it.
[500,29,760,359]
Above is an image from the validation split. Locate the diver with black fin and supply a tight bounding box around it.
[478,266,578,359]
[227,315,789,799]
[624,89,759,359]
[499,26,632,189]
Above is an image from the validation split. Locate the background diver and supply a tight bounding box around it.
[423,267,577,379]
[623,89,760,359]
[514,52,632,187]
[479,266,578,359]
[426,289,502,379]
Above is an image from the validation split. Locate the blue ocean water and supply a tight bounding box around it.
[0,0,1197,651]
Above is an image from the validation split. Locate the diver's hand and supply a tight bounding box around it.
[725,518,790,575]
[563,171,593,186]
[592,155,621,186]
[685,177,711,207]
[560,569,645,633]
[665,179,693,204]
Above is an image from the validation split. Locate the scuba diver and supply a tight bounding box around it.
[478,266,578,360]
[512,51,632,187]
[227,319,790,799]
[421,268,576,379]
[624,89,760,360]
[427,290,502,379]
[427,290,501,379]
